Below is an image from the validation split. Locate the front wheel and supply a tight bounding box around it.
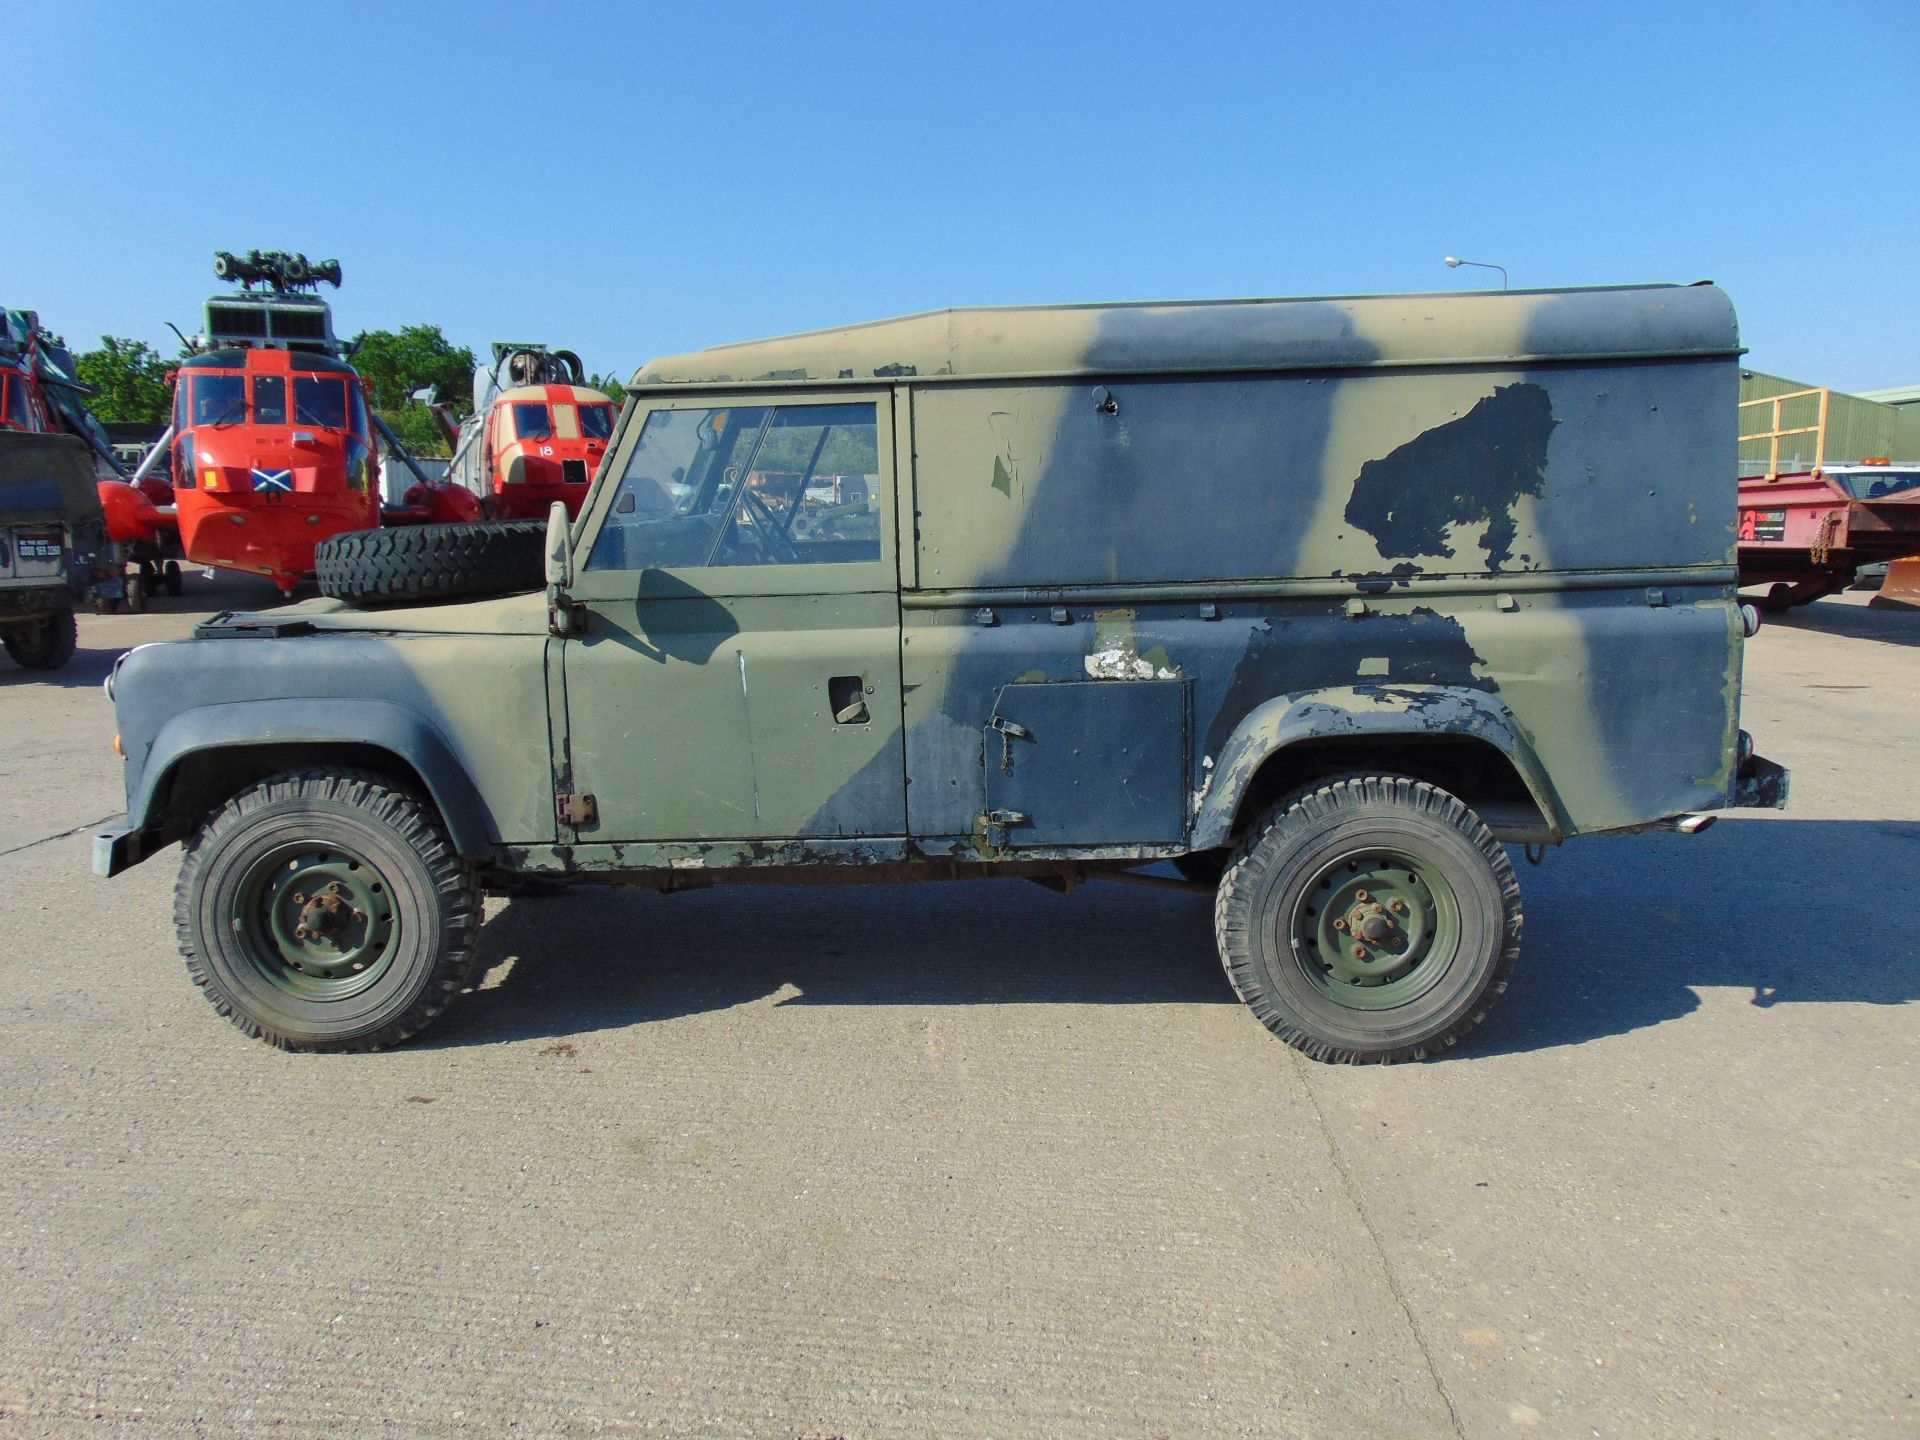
[1215,776,1521,1063]
[174,770,483,1050]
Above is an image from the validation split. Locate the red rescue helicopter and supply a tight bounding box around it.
[439,344,619,520]
[125,250,476,596]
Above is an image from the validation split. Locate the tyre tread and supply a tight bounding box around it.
[1214,775,1521,1064]
[173,768,483,1051]
[315,521,546,607]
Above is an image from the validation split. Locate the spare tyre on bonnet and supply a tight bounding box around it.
[315,519,546,606]
[96,282,1789,1060]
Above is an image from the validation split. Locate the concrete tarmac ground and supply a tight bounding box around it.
[0,572,1914,1438]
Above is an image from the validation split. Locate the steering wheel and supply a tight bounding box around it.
[738,486,798,563]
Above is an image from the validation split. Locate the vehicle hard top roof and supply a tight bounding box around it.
[632,283,1739,390]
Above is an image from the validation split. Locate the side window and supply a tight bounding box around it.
[587,402,881,572]
[588,406,767,571]
[717,403,880,568]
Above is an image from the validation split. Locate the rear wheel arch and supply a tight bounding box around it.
[1191,688,1565,852]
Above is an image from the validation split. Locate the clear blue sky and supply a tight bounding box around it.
[9,1,1915,392]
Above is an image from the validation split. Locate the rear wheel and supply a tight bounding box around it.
[162,560,183,597]
[124,571,147,614]
[1215,775,1521,1063]
[3,609,78,670]
[174,770,482,1051]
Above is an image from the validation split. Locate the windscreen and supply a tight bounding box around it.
[293,376,349,429]
[191,373,248,427]
[579,403,615,440]
[515,403,553,440]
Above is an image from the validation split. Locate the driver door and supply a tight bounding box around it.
[559,392,906,843]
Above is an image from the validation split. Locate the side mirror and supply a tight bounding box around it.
[544,501,573,589]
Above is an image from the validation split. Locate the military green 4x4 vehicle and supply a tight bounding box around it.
[97,283,1787,1061]
[2,431,112,671]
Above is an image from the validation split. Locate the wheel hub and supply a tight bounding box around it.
[1290,850,1458,1008]
[239,845,398,993]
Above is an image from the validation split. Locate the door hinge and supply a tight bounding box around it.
[556,792,598,827]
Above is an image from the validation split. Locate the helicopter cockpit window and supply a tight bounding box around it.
[294,376,348,430]
[252,375,287,425]
[578,403,615,440]
[1,373,34,430]
[514,404,554,441]
[192,374,248,427]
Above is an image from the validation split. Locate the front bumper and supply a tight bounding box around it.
[1731,755,1790,810]
[93,818,155,878]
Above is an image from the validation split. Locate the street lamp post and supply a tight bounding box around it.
[1444,256,1509,290]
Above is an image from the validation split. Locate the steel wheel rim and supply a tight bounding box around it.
[232,840,401,1001]
[1288,847,1460,1011]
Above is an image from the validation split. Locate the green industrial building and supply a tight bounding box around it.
[1739,371,1920,476]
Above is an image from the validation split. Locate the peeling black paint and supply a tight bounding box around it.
[1200,605,1493,760]
[1344,383,1557,571]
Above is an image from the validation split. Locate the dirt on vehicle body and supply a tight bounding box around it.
[96,282,1788,1060]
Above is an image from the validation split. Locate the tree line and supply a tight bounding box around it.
[73,327,628,457]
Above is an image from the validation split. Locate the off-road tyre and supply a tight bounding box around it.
[175,769,483,1051]
[162,560,183,597]
[123,571,147,613]
[1215,775,1521,1063]
[3,608,78,670]
[316,521,546,606]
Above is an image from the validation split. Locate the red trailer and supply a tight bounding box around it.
[1736,385,1920,608]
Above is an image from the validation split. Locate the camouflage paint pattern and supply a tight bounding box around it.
[102,284,1763,882]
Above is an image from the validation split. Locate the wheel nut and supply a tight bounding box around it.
[1333,917,1348,932]
[295,926,309,940]
[1390,899,1407,915]
[328,882,344,896]
[1355,889,1370,902]
[352,909,366,923]
[1353,945,1368,959]
[291,892,305,904]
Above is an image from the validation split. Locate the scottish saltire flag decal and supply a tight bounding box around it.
[251,468,293,493]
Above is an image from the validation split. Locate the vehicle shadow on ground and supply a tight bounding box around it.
[0,641,121,691]
[1769,597,1920,647]
[431,876,1231,1049]
[1468,816,1919,1057]
[426,817,1917,1056]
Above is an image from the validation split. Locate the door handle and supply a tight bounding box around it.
[828,674,870,725]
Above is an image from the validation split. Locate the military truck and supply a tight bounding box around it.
[95,283,1788,1062]
[1,432,114,670]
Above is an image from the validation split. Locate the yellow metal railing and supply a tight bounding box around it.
[1739,387,1829,480]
